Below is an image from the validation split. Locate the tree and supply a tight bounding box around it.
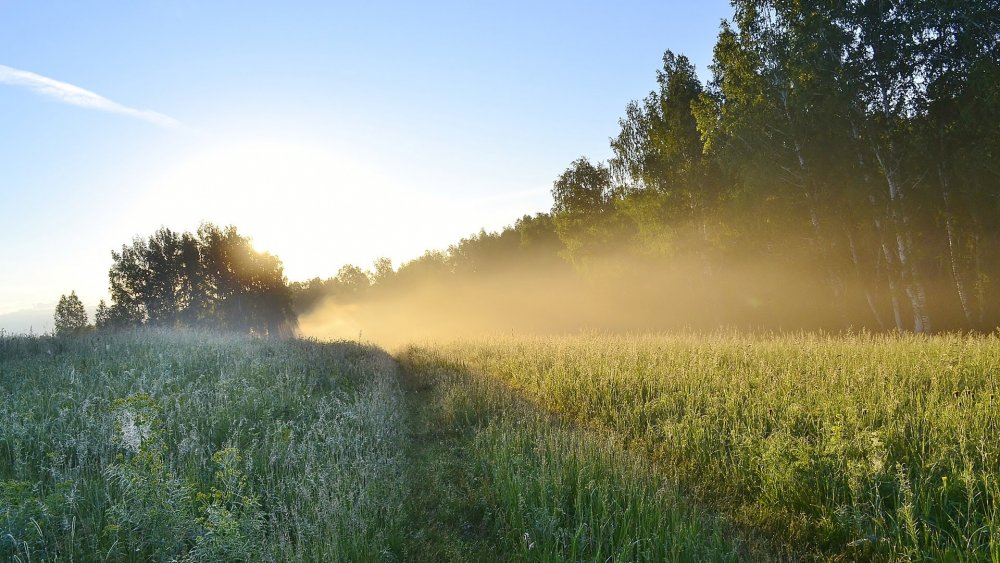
[372,257,395,285]
[610,51,725,261]
[106,223,297,337]
[95,299,111,329]
[915,0,1000,327]
[513,213,566,269]
[197,223,297,336]
[284,0,999,333]
[55,291,88,336]
[334,264,371,296]
[550,158,626,265]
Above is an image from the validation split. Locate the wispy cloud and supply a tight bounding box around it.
[0,64,181,128]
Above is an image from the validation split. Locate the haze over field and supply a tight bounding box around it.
[3,2,1000,561]
[0,0,730,333]
[297,256,855,347]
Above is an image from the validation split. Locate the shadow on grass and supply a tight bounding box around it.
[394,345,783,562]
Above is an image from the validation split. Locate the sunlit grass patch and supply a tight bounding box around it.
[408,331,1000,560]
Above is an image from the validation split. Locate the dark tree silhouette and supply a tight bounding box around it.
[54,291,88,336]
[107,223,297,336]
[95,299,111,329]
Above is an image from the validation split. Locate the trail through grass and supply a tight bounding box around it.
[2,329,755,562]
[397,346,760,562]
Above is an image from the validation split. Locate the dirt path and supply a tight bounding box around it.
[397,363,508,562]
[391,348,775,562]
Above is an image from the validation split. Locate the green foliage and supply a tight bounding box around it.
[472,425,745,562]
[286,2,998,334]
[104,445,195,560]
[334,264,372,295]
[290,213,570,318]
[372,256,395,285]
[108,223,297,336]
[94,299,111,329]
[8,326,999,560]
[187,448,264,562]
[550,158,628,265]
[102,392,193,561]
[0,478,80,559]
[549,1,1000,332]
[54,291,88,336]
[287,2,997,335]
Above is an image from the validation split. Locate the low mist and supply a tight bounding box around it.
[296,252,889,348]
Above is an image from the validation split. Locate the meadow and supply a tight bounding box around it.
[408,332,1000,560]
[0,330,407,561]
[2,329,999,561]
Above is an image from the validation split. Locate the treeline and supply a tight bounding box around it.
[291,213,566,311]
[674,0,1000,332]
[99,223,296,337]
[296,0,999,334]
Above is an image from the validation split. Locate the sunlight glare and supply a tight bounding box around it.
[141,139,419,280]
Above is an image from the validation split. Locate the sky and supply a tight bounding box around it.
[0,0,733,333]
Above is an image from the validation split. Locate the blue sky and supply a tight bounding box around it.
[0,1,732,332]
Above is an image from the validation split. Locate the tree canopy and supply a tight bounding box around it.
[547,0,1000,332]
[54,291,88,336]
[106,224,297,337]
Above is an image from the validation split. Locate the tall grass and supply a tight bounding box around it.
[399,347,755,561]
[0,329,406,562]
[409,331,1000,560]
[7,329,997,560]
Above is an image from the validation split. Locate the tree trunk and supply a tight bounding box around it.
[973,232,986,325]
[873,142,931,332]
[846,228,886,329]
[939,168,974,325]
[874,214,906,330]
[780,88,846,325]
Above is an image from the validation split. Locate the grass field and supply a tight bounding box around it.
[408,332,1000,560]
[2,329,999,561]
[0,330,406,561]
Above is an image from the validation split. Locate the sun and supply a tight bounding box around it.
[139,138,417,281]
[133,135,549,285]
